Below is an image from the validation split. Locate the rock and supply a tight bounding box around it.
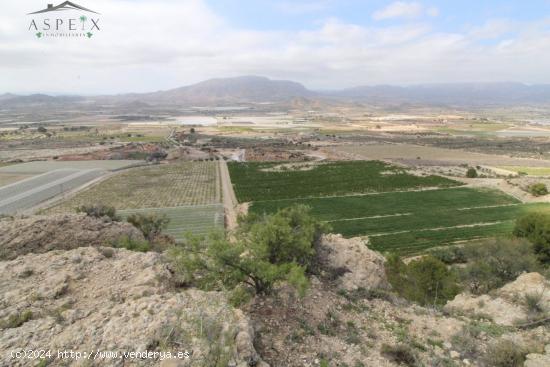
[319,234,389,291]
[445,272,550,326]
[445,293,525,326]
[524,344,550,367]
[0,247,267,367]
[0,214,145,260]
[450,350,460,359]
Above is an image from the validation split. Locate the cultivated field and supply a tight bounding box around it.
[0,160,142,174]
[231,160,550,255]
[0,169,106,214]
[332,143,550,168]
[498,166,550,176]
[228,160,459,202]
[118,204,224,240]
[48,161,220,211]
[46,161,223,239]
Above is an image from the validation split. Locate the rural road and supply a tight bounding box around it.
[219,159,239,230]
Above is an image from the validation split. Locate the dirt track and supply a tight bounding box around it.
[219,159,239,230]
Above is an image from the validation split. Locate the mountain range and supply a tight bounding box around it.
[2,76,550,107]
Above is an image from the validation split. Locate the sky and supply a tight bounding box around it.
[1,0,550,94]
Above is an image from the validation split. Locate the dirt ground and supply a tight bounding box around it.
[331,143,550,168]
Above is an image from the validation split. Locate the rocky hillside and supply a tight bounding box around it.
[0,217,548,367]
[0,214,144,261]
[0,247,266,367]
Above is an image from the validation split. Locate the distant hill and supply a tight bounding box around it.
[0,94,83,106]
[128,76,315,104]
[332,82,550,105]
[3,78,550,107]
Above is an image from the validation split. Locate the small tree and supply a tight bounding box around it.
[466,167,478,178]
[514,212,550,264]
[77,204,120,221]
[169,205,328,296]
[127,212,169,241]
[385,254,460,306]
[528,183,548,197]
[460,238,539,293]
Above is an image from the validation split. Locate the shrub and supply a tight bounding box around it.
[484,340,526,367]
[169,205,327,296]
[385,255,460,306]
[514,212,550,264]
[112,236,151,252]
[528,183,548,197]
[429,246,467,265]
[524,292,545,316]
[381,343,418,366]
[77,204,120,221]
[127,213,169,241]
[466,167,478,178]
[1,310,33,329]
[460,239,539,294]
[237,204,329,269]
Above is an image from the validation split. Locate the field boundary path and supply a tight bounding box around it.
[219,159,239,230]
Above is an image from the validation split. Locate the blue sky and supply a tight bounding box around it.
[208,0,550,32]
[2,0,550,93]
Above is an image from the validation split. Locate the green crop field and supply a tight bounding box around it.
[232,160,550,255]
[498,166,550,176]
[228,160,460,202]
[251,188,550,255]
[118,204,224,241]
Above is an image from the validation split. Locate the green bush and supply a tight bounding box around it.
[528,183,548,197]
[127,213,169,241]
[484,340,526,367]
[77,204,120,221]
[429,246,467,265]
[112,236,151,252]
[1,310,33,329]
[169,205,327,296]
[466,167,478,178]
[460,239,539,294]
[514,212,550,264]
[385,255,460,306]
[237,204,329,269]
[381,343,418,367]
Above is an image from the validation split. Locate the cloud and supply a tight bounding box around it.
[373,1,438,21]
[1,0,550,93]
[275,0,332,15]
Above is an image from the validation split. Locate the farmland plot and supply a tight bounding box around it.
[234,160,550,255]
[118,204,224,241]
[46,161,223,238]
[228,160,460,202]
[251,187,550,255]
[0,169,105,214]
[0,160,142,174]
[48,161,220,212]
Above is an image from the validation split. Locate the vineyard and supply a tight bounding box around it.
[228,160,460,202]
[118,204,224,241]
[251,187,550,254]
[232,160,550,254]
[47,161,220,212]
[45,161,223,239]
